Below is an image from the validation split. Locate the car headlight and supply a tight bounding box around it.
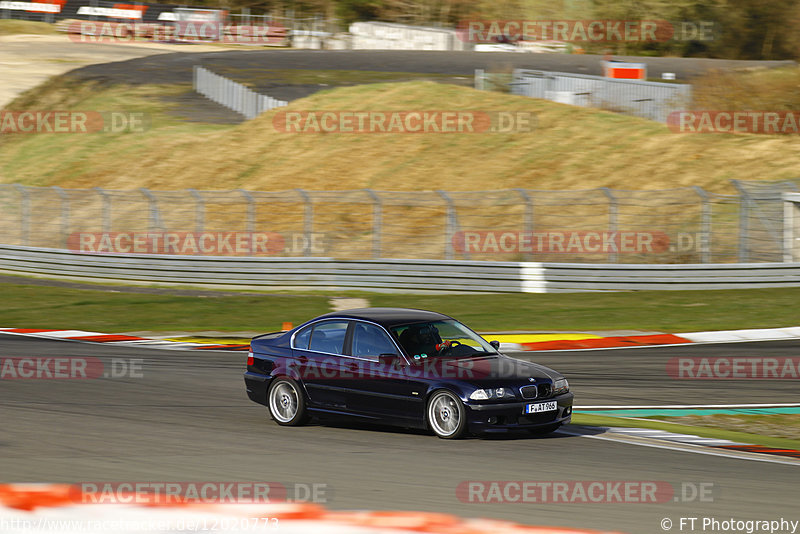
[553,378,569,394]
[469,387,516,401]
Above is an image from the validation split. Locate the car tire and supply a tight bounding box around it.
[267,377,309,426]
[427,390,467,439]
[527,423,562,435]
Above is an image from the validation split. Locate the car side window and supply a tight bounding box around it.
[294,326,312,350]
[352,322,397,360]
[308,321,348,355]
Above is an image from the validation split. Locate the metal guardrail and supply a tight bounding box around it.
[2,244,800,293]
[0,245,525,292]
[193,67,287,120]
[524,263,800,292]
[494,69,691,123]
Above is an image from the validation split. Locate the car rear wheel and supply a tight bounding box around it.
[427,390,467,439]
[268,377,308,426]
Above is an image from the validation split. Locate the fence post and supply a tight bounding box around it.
[296,189,313,256]
[139,188,161,233]
[436,190,458,260]
[13,184,29,246]
[188,188,204,232]
[364,189,382,258]
[94,187,111,232]
[731,180,750,263]
[515,188,534,261]
[694,186,711,263]
[238,189,255,233]
[784,193,795,263]
[600,188,618,263]
[52,186,69,249]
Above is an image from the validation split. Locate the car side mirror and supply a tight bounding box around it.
[378,353,401,365]
[489,340,500,350]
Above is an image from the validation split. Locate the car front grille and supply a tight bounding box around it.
[519,385,538,399]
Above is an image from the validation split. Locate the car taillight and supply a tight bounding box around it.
[247,351,254,366]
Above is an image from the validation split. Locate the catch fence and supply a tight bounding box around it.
[1,180,798,263]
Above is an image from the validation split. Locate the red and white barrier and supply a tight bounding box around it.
[0,484,624,534]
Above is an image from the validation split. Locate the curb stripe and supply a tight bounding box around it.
[0,328,247,351]
[520,333,692,351]
[1,325,799,353]
[71,334,150,342]
[719,445,800,459]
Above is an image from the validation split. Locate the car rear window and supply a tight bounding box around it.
[293,326,312,350]
[308,321,348,355]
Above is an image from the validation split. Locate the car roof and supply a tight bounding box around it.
[313,307,453,328]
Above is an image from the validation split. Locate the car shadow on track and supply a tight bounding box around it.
[307,417,600,441]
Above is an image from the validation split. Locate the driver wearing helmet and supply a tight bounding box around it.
[399,323,452,358]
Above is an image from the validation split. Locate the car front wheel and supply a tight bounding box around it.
[427,390,467,439]
[267,377,308,426]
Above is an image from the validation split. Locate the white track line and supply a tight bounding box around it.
[576,403,800,409]
[559,428,800,466]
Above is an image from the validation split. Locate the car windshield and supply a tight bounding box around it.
[390,319,497,360]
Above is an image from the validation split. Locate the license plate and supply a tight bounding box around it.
[524,401,558,414]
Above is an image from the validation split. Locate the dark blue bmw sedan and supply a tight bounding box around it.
[244,308,573,439]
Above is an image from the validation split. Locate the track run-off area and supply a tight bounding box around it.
[1,334,798,534]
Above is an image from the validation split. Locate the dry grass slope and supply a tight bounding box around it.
[3,76,800,192]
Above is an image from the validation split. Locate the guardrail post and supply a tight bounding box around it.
[139,188,162,233]
[13,184,29,246]
[188,189,204,232]
[474,69,484,91]
[515,188,534,261]
[694,186,711,263]
[238,189,255,233]
[93,187,111,232]
[436,190,459,260]
[601,188,618,263]
[364,189,382,258]
[296,189,313,256]
[52,186,69,249]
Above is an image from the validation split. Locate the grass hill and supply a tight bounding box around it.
[2,74,800,193]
